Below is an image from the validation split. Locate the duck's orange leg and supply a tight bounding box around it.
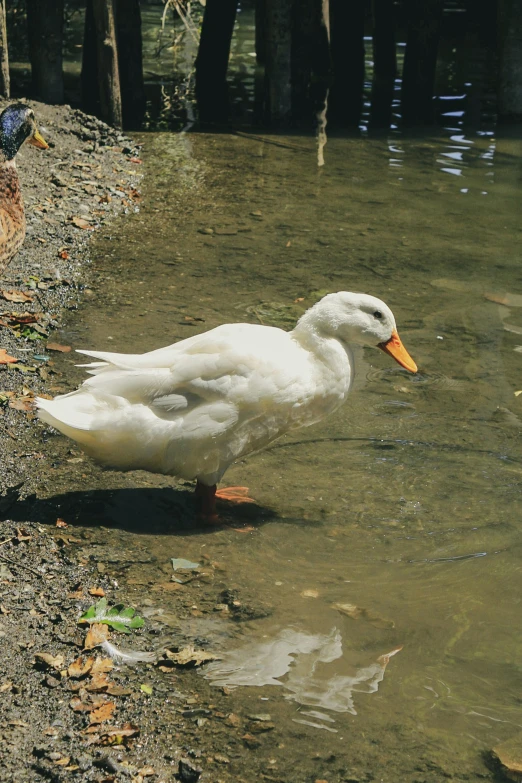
[195,481,255,526]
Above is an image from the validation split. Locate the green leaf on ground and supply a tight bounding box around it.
[79,597,145,634]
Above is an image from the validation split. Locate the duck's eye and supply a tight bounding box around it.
[373,310,383,319]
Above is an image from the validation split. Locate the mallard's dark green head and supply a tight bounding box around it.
[0,104,48,161]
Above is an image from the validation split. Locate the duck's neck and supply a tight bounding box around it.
[292,314,354,372]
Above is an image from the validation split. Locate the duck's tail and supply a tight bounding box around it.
[36,391,104,447]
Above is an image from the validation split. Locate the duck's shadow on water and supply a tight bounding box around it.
[0,484,283,535]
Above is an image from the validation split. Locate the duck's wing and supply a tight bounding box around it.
[72,323,304,413]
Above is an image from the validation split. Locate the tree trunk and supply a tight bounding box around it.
[0,0,9,98]
[81,0,100,117]
[26,0,64,104]
[498,0,522,121]
[265,0,292,124]
[195,0,238,124]
[91,0,122,128]
[401,0,443,126]
[328,0,365,128]
[369,0,396,129]
[115,0,146,129]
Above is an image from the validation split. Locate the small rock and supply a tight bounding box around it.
[44,675,61,688]
[492,733,522,781]
[198,228,214,235]
[178,758,202,783]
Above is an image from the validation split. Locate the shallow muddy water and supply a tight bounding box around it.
[40,123,522,780]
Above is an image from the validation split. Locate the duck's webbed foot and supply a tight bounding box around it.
[194,481,255,527]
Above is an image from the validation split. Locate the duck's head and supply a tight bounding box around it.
[297,291,417,373]
[0,104,48,161]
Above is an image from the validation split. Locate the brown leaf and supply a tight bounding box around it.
[34,652,65,671]
[55,518,68,528]
[128,157,142,164]
[58,249,69,260]
[88,586,105,597]
[89,701,116,724]
[164,646,218,667]
[84,623,110,650]
[91,657,114,675]
[70,693,105,712]
[0,289,33,303]
[54,757,71,766]
[0,681,13,692]
[85,672,110,693]
[0,349,17,364]
[46,342,72,353]
[70,216,95,230]
[101,723,139,739]
[68,656,94,679]
[9,396,34,411]
[139,767,155,777]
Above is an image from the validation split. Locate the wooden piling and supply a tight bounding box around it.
[0,0,9,98]
[81,0,100,117]
[195,0,238,124]
[115,0,146,129]
[291,0,331,125]
[498,0,522,121]
[265,0,292,124]
[26,0,64,104]
[401,0,444,126]
[328,0,365,128]
[369,0,396,129]
[91,0,122,129]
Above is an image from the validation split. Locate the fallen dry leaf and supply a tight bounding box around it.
[164,646,218,667]
[54,757,71,766]
[46,342,72,353]
[58,249,69,260]
[1,289,33,303]
[128,157,142,164]
[0,349,17,364]
[70,216,95,230]
[85,672,110,693]
[89,700,116,724]
[55,518,68,528]
[0,681,13,692]
[84,622,110,650]
[139,767,155,777]
[70,694,105,712]
[9,396,34,411]
[91,657,114,675]
[68,656,94,679]
[88,586,105,597]
[34,652,65,671]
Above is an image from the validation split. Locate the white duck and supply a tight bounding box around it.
[37,292,417,522]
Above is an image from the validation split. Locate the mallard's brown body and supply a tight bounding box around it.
[0,161,25,275]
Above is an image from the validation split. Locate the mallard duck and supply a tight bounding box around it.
[37,292,417,522]
[0,103,48,276]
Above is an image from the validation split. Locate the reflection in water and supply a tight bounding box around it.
[202,626,401,721]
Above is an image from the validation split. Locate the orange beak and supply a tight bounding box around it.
[27,129,48,150]
[378,329,417,373]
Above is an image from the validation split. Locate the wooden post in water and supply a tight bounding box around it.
[401,0,444,126]
[328,0,365,128]
[498,0,522,121]
[369,0,396,129]
[0,0,9,98]
[291,0,331,125]
[195,0,238,124]
[265,0,292,124]
[26,0,64,104]
[91,0,122,128]
[81,0,100,117]
[115,0,146,129]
